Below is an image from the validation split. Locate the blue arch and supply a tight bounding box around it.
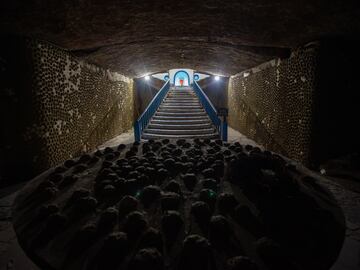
[173,70,190,86]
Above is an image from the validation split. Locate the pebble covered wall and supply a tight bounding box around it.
[0,37,134,184]
[228,44,318,165]
[27,39,134,169]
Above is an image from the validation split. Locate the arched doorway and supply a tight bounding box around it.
[173,70,190,87]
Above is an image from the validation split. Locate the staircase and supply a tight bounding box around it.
[142,86,219,139]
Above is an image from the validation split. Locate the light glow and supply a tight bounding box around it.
[214,75,220,81]
[145,75,150,81]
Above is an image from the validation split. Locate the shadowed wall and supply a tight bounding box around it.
[0,37,134,185]
[311,40,360,165]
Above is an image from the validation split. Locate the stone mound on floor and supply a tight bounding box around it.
[13,139,345,270]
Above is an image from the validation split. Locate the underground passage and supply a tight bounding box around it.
[0,1,360,270]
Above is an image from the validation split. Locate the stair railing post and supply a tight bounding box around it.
[134,120,141,141]
[221,118,228,141]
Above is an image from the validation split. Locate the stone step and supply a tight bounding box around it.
[169,89,194,91]
[161,102,200,106]
[166,97,196,100]
[147,122,213,130]
[155,111,207,117]
[168,90,193,92]
[151,118,211,124]
[160,105,202,109]
[158,106,203,110]
[170,87,193,90]
[168,90,194,92]
[142,132,219,140]
[164,99,198,102]
[157,108,204,113]
[153,115,210,120]
[168,91,194,93]
[167,96,195,98]
[161,102,199,106]
[168,92,196,97]
[163,99,199,103]
[143,128,216,135]
[140,86,219,141]
[167,95,195,98]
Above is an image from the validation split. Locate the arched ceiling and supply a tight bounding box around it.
[1,0,360,77]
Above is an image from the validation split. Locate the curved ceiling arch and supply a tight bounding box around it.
[1,0,359,77]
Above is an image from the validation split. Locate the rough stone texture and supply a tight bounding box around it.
[228,40,360,167]
[0,37,134,185]
[12,140,345,270]
[1,1,359,77]
[0,134,359,270]
[228,44,318,166]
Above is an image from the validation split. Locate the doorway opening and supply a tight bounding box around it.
[173,70,190,87]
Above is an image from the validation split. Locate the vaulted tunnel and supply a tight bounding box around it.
[1,1,360,269]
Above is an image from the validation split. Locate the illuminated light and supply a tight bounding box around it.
[145,75,150,81]
[135,190,141,198]
[208,190,216,198]
[214,75,220,81]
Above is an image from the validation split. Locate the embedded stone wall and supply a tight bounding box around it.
[228,44,318,165]
[0,37,133,185]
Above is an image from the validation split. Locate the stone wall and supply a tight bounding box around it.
[0,37,133,185]
[228,44,318,165]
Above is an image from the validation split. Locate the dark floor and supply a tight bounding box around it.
[1,174,359,270]
[0,184,39,270]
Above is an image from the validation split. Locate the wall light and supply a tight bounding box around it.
[214,75,220,81]
[145,75,150,81]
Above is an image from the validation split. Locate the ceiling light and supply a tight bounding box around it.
[214,75,220,81]
[145,75,150,81]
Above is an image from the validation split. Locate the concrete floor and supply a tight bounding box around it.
[1,128,359,270]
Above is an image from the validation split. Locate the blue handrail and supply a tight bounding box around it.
[193,81,228,141]
[134,80,170,141]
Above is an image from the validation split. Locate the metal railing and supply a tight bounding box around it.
[193,81,228,141]
[134,80,170,141]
